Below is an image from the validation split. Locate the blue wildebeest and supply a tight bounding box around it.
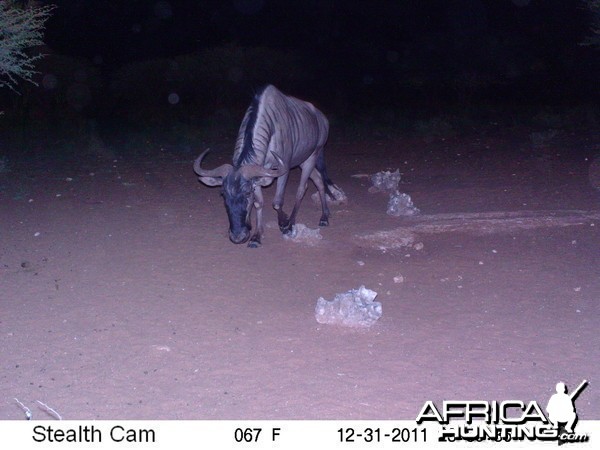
[194,85,340,247]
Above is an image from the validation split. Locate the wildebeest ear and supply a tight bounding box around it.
[254,177,275,187]
[198,176,224,187]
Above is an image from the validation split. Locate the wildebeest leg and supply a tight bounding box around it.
[309,168,330,226]
[248,186,264,248]
[273,172,291,233]
[286,155,318,232]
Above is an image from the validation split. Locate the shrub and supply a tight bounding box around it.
[0,1,55,92]
[582,0,600,48]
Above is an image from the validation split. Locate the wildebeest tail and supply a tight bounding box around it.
[316,150,336,198]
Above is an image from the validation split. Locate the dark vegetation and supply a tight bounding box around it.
[1,1,599,161]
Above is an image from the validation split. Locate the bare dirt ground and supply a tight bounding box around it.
[1,128,599,420]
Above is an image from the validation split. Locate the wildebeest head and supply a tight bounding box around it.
[194,149,286,244]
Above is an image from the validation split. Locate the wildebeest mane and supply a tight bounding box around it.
[235,85,269,167]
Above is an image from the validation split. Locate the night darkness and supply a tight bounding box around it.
[3,0,598,136]
[43,1,594,71]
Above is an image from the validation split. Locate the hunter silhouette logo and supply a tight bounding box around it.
[546,380,588,444]
[416,379,590,443]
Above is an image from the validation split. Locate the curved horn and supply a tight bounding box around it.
[238,152,288,179]
[193,149,233,178]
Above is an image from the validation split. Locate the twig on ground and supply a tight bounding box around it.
[14,398,32,420]
[36,400,62,420]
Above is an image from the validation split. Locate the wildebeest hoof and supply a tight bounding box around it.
[319,218,329,227]
[280,222,293,234]
[281,225,294,235]
[247,240,261,248]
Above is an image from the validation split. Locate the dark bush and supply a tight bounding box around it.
[108,44,313,129]
[0,53,102,147]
